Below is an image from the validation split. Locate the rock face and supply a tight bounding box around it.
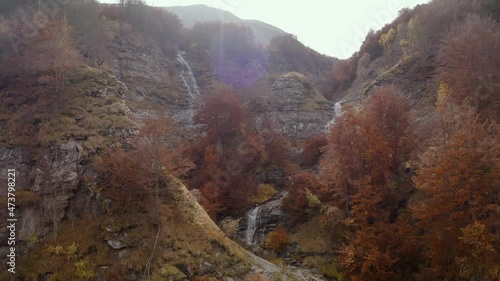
[254,72,335,139]
[239,194,285,245]
[0,140,102,256]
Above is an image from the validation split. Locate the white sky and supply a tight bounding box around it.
[104,0,430,59]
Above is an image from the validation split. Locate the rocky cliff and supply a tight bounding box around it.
[254,72,335,139]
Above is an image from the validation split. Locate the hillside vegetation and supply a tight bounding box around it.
[0,0,499,281]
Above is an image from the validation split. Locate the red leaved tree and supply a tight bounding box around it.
[98,116,194,219]
[438,15,500,119]
[412,89,500,280]
[321,86,421,280]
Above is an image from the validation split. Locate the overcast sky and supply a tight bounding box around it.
[105,0,430,59]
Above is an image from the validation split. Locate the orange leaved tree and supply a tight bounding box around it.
[412,88,500,280]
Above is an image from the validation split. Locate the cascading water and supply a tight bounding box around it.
[176,51,200,100]
[242,194,328,280]
[175,51,201,125]
[324,101,343,131]
[245,206,261,245]
[334,101,342,116]
[243,193,286,246]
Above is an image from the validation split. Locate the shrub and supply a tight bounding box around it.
[65,242,79,260]
[305,189,322,210]
[265,226,289,252]
[219,217,240,238]
[249,184,278,205]
[248,273,265,281]
[74,260,95,280]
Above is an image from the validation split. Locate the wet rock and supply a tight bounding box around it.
[239,195,285,245]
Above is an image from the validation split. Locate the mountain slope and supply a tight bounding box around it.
[165,4,287,46]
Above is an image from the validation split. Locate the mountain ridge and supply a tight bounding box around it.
[165,4,288,46]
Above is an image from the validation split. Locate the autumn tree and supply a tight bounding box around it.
[324,58,357,101]
[301,134,327,168]
[64,0,113,64]
[322,86,416,213]
[98,116,193,218]
[321,86,421,280]
[282,171,325,225]
[188,85,291,218]
[189,85,264,217]
[412,88,500,280]
[265,226,289,252]
[407,0,469,55]
[194,84,245,148]
[23,19,81,103]
[437,14,500,119]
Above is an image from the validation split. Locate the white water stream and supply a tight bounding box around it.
[245,205,262,245]
[176,51,200,101]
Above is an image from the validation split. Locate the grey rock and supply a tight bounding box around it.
[239,195,285,245]
[253,73,335,139]
[107,239,127,250]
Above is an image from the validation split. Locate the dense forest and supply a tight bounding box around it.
[0,0,499,280]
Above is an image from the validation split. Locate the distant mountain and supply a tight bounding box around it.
[165,4,287,46]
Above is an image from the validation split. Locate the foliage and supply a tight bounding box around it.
[455,222,500,281]
[379,27,397,49]
[282,171,325,225]
[23,19,82,102]
[265,226,289,252]
[97,116,194,211]
[437,14,500,119]
[219,217,240,239]
[194,84,245,143]
[16,190,42,207]
[305,189,322,209]
[74,260,95,280]
[321,85,420,280]
[66,242,79,260]
[412,90,500,280]
[159,264,187,280]
[356,52,371,81]
[301,135,328,167]
[189,84,290,218]
[324,58,357,101]
[249,184,278,205]
[102,1,182,57]
[407,0,471,55]
[28,234,39,248]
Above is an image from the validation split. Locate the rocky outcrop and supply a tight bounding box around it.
[0,140,96,256]
[239,194,285,245]
[0,66,132,258]
[254,72,335,139]
[106,27,186,112]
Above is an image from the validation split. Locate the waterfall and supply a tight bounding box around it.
[175,51,201,125]
[245,206,261,245]
[334,102,342,116]
[243,193,286,245]
[325,101,343,131]
[176,51,200,101]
